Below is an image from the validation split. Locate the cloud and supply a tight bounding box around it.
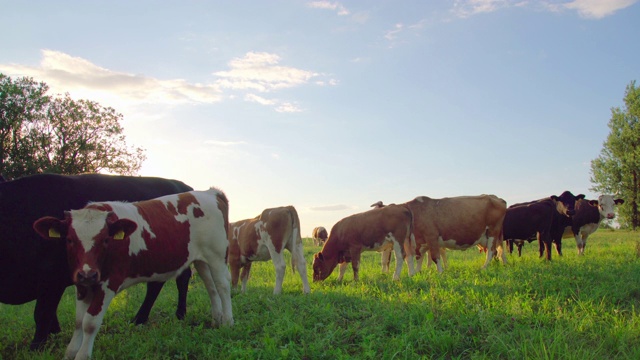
[244,93,303,113]
[0,50,222,105]
[310,204,356,211]
[383,19,428,47]
[451,0,638,19]
[562,0,638,19]
[213,52,320,93]
[307,1,350,16]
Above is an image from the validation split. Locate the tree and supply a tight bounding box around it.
[590,80,640,229]
[0,74,145,179]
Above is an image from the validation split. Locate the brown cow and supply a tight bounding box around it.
[406,195,507,272]
[312,226,328,246]
[228,206,310,294]
[371,201,447,272]
[312,204,414,282]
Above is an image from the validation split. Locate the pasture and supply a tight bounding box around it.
[2,230,640,359]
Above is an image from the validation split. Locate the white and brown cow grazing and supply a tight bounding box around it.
[33,188,233,360]
[562,195,624,255]
[312,204,414,282]
[312,226,329,246]
[406,195,507,273]
[228,206,310,294]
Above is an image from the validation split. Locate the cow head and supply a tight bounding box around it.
[597,195,624,220]
[33,209,137,287]
[550,191,585,217]
[312,252,337,282]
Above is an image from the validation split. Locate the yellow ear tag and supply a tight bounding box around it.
[113,230,125,240]
[48,228,61,238]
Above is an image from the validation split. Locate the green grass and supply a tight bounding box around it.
[2,230,640,359]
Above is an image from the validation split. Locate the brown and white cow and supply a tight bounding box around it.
[312,204,414,282]
[562,195,624,255]
[312,226,328,246]
[404,195,507,272]
[228,206,310,294]
[33,188,233,360]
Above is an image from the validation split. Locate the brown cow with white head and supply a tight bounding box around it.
[228,206,310,294]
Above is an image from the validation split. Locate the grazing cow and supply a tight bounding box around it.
[0,173,193,350]
[33,188,233,360]
[504,191,585,260]
[228,206,310,294]
[312,226,329,246]
[312,204,414,282]
[562,195,624,255]
[371,201,448,272]
[403,195,507,273]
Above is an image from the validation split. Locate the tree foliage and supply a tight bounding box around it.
[0,73,145,179]
[591,80,640,229]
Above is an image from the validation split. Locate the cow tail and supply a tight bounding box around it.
[214,188,230,264]
[288,206,302,274]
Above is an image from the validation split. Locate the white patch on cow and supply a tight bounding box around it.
[248,221,273,262]
[107,202,152,256]
[82,264,91,273]
[69,209,110,253]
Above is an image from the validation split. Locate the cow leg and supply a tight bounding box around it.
[508,239,514,254]
[30,285,66,350]
[193,261,224,327]
[337,262,349,282]
[481,236,496,269]
[194,260,234,327]
[132,282,163,324]
[68,288,115,360]
[392,243,407,280]
[174,267,191,319]
[239,262,252,293]
[270,252,287,295]
[575,233,585,255]
[351,252,362,282]
[381,249,392,273]
[290,242,311,294]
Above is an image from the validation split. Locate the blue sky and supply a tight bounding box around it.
[1,0,638,236]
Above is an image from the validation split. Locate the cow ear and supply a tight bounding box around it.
[576,194,586,200]
[108,219,137,240]
[589,200,599,206]
[315,252,324,261]
[550,195,559,201]
[615,199,625,205]
[33,217,67,240]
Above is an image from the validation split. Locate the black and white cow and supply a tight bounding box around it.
[562,195,624,255]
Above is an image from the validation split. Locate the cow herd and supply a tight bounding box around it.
[0,173,624,360]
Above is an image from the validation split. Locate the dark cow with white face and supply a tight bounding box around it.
[562,195,624,255]
[34,188,233,360]
[504,191,585,259]
[0,173,193,350]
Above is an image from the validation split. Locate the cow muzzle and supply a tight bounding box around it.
[607,213,615,219]
[75,269,100,286]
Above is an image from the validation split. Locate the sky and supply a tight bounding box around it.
[1,0,638,237]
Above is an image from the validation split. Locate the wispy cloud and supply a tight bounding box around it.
[383,19,428,47]
[561,0,638,19]
[0,49,332,114]
[214,52,320,93]
[0,50,222,105]
[451,0,638,19]
[307,1,350,16]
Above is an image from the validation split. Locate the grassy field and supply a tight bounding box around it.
[2,229,640,360]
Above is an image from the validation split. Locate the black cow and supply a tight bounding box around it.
[504,191,584,260]
[0,173,193,350]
